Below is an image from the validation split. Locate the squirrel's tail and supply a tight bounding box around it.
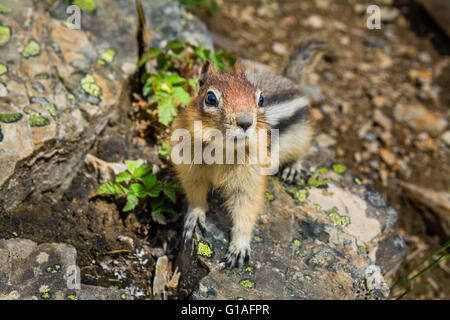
[283,40,328,84]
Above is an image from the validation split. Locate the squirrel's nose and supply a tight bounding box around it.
[236,114,253,131]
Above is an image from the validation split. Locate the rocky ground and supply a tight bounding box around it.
[0,0,448,300]
[196,0,450,299]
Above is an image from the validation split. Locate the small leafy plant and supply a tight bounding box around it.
[94,160,179,224]
[138,40,235,126]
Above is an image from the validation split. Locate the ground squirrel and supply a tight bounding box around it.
[171,40,327,267]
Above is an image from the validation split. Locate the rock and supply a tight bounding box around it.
[153,255,170,300]
[303,15,324,29]
[177,147,407,300]
[373,109,392,131]
[415,0,450,38]
[0,238,129,300]
[315,133,336,148]
[399,182,450,238]
[0,0,212,211]
[379,148,396,166]
[380,7,400,23]
[272,42,288,56]
[394,103,447,136]
[441,131,450,146]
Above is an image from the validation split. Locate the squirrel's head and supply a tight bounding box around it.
[189,60,267,142]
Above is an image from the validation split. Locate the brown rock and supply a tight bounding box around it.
[380,148,396,166]
[393,103,447,136]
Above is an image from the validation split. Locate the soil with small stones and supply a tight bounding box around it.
[195,0,449,299]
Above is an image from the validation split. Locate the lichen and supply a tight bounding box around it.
[332,163,348,174]
[45,104,57,119]
[25,109,50,127]
[100,49,115,64]
[0,3,12,13]
[61,20,77,29]
[41,292,51,299]
[287,187,309,203]
[253,235,263,243]
[293,239,302,248]
[265,192,274,201]
[66,294,77,300]
[358,246,366,254]
[53,264,61,271]
[239,279,255,289]
[73,0,97,12]
[0,63,7,76]
[0,25,11,47]
[120,293,127,300]
[196,241,212,258]
[325,207,351,228]
[35,73,49,80]
[244,266,254,273]
[81,74,101,97]
[0,113,22,123]
[316,166,329,174]
[22,40,41,58]
[304,275,312,281]
[307,177,331,188]
[354,177,362,185]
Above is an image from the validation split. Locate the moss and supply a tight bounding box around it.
[0,3,12,13]
[73,0,97,11]
[22,40,41,58]
[332,163,348,174]
[0,63,7,76]
[253,235,263,243]
[196,241,212,258]
[25,109,50,127]
[265,192,274,201]
[81,74,101,97]
[0,113,22,123]
[307,177,331,188]
[239,279,255,289]
[100,49,115,64]
[0,25,11,47]
[293,239,302,248]
[325,207,351,228]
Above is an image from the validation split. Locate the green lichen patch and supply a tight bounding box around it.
[354,177,362,185]
[45,104,57,119]
[73,0,97,12]
[24,109,50,127]
[66,294,77,300]
[293,239,302,248]
[253,235,263,243]
[304,274,312,281]
[99,48,115,64]
[81,74,101,97]
[265,192,274,201]
[316,166,329,174]
[196,241,213,258]
[358,246,366,254]
[61,19,77,29]
[45,266,53,273]
[239,279,255,289]
[325,207,351,228]
[0,25,11,47]
[0,3,12,13]
[22,40,41,58]
[332,163,348,174]
[120,293,127,300]
[53,264,62,271]
[307,177,331,189]
[34,73,50,80]
[287,187,309,204]
[0,63,7,76]
[0,113,22,123]
[40,292,51,299]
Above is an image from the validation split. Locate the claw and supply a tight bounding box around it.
[281,160,305,184]
[182,211,207,245]
[222,247,251,269]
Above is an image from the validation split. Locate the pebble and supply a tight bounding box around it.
[373,109,392,131]
[316,133,336,148]
[303,15,324,29]
[272,42,288,55]
[394,103,447,136]
[441,131,450,147]
[380,148,396,166]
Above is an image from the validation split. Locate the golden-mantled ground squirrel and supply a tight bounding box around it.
[171,40,327,267]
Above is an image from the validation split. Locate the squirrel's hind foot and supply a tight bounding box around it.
[182,208,207,245]
[281,159,307,183]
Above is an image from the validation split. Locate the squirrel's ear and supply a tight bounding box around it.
[198,60,217,88]
[234,60,246,77]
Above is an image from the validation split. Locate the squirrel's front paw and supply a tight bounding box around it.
[182,208,207,245]
[281,159,307,183]
[222,242,251,269]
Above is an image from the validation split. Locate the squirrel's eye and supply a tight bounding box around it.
[258,94,264,107]
[205,91,218,107]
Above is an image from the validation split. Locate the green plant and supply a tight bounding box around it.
[389,240,450,299]
[179,0,219,12]
[94,160,179,224]
[138,40,235,126]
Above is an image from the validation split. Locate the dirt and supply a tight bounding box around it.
[195,0,450,299]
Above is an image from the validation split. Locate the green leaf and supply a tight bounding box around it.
[158,97,177,126]
[167,74,186,86]
[171,87,191,105]
[125,159,144,175]
[151,211,167,225]
[148,182,162,198]
[123,193,139,212]
[195,45,208,61]
[188,78,197,91]
[97,183,125,196]
[138,174,157,190]
[134,165,151,178]
[130,183,147,198]
[209,52,224,72]
[115,172,132,184]
[162,185,176,203]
